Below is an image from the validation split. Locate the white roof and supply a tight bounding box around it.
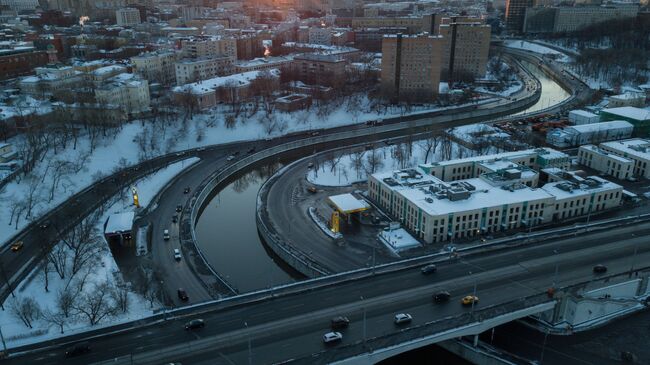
[601,138,650,160]
[601,107,650,121]
[570,110,598,118]
[541,176,622,200]
[172,69,279,95]
[569,120,633,133]
[378,228,420,251]
[105,211,135,234]
[328,193,369,213]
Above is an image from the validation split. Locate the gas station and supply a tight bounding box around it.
[326,193,370,233]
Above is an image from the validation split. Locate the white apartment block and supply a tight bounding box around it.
[599,139,650,179]
[418,147,570,182]
[95,73,150,116]
[131,50,180,86]
[175,57,234,85]
[308,27,332,46]
[546,121,634,148]
[578,145,634,180]
[116,8,141,27]
[368,148,622,244]
[180,37,237,61]
[18,66,83,97]
[234,56,293,73]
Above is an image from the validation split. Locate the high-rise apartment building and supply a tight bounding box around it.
[115,8,141,27]
[131,50,180,86]
[380,34,442,102]
[505,0,534,33]
[180,37,237,61]
[439,21,491,81]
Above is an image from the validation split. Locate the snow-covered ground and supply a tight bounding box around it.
[504,40,572,63]
[0,158,199,348]
[448,124,510,144]
[0,96,53,120]
[476,80,523,97]
[307,139,474,187]
[0,93,490,247]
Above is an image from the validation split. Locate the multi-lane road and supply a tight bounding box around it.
[6,219,649,365]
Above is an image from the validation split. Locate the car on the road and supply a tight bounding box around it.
[10,241,23,252]
[163,230,170,240]
[64,342,91,357]
[183,187,190,194]
[322,331,342,344]
[172,215,178,223]
[420,264,437,275]
[433,291,451,303]
[176,205,182,213]
[307,186,318,194]
[311,131,320,136]
[394,313,412,325]
[39,221,50,229]
[307,162,314,168]
[593,264,608,274]
[247,147,256,154]
[461,295,479,306]
[173,248,182,261]
[330,316,350,329]
[227,155,235,161]
[177,288,189,301]
[184,319,205,330]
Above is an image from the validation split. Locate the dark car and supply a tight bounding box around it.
[172,215,178,223]
[307,186,318,194]
[421,264,437,275]
[39,221,50,229]
[330,316,350,330]
[176,205,182,212]
[178,288,189,301]
[247,147,256,154]
[185,319,205,330]
[433,291,451,303]
[183,187,190,194]
[65,342,91,358]
[593,264,608,274]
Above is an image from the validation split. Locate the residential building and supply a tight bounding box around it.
[439,22,491,81]
[115,8,141,27]
[180,37,237,61]
[505,0,534,33]
[175,57,234,85]
[600,139,650,179]
[131,50,180,86]
[608,92,646,108]
[351,14,440,34]
[380,34,443,102]
[18,66,83,97]
[291,53,346,87]
[0,46,49,81]
[86,65,128,86]
[236,35,264,60]
[569,110,600,125]
[523,3,639,33]
[578,144,633,180]
[172,69,280,110]
[308,27,332,45]
[0,0,39,11]
[94,73,150,116]
[546,121,634,148]
[235,56,293,73]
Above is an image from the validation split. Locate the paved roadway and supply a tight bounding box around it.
[6,220,649,365]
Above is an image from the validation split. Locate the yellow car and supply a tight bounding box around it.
[10,241,24,252]
[461,295,479,305]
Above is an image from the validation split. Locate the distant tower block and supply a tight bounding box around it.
[46,44,58,64]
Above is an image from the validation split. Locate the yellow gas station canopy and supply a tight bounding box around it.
[327,193,370,214]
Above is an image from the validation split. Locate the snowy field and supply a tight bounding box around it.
[0,93,489,247]
[448,124,511,144]
[504,40,572,63]
[0,158,198,348]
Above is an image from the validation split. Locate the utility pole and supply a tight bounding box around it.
[360,296,367,346]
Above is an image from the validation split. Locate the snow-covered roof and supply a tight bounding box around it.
[328,193,369,213]
[569,120,633,133]
[601,138,650,160]
[92,64,126,76]
[569,110,598,118]
[610,92,644,100]
[579,144,632,163]
[601,107,650,121]
[172,69,279,95]
[378,227,420,252]
[541,176,622,200]
[104,211,135,234]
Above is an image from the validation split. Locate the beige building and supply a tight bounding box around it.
[439,22,491,81]
[131,50,180,86]
[608,92,646,108]
[578,144,633,180]
[235,56,293,73]
[352,14,440,34]
[380,34,443,102]
[308,27,332,45]
[18,66,83,97]
[95,73,150,116]
[180,37,237,61]
[600,139,650,179]
[291,53,346,87]
[368,150,621,244]
[115,8,141,27]
[175,57,234,85]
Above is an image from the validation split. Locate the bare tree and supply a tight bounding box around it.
[420,134,442,164]
[56,287,76,318]
[73,281,116,326]
[110,283,130,314]
[48,243,68,279]
[41,308,68,334]
[350,150,366,179]
[365,148,384,174]
[40,259,52,293]
[59,213,104,278]
[9,296,41,328]
[440,134,454,161]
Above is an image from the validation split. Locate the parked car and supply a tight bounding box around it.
[184,319,205,330]
[420,264,437,275]
[10,241,23,252]
[177,288,189,301]
[433,291,451,303]
[307,186,318,194]
[64,342,91,358]
[163,230,170,240]
[227,155,235,161]
[322,331,342,344]
[461,295,479,306]
[172,215,178,223]
[593,264,608,274]
[394,313,413,325]
[176,205,183,212]
[174,248,182,261]
[330,316,350,329]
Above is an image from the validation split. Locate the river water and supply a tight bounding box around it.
[195,60,573,293]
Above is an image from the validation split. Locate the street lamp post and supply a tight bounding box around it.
[360,296,367,346]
